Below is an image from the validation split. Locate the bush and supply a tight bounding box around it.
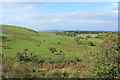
[86,35,91,38]
[30,56,46,64]
[1,35,7,40]
[93,62,119,78]
[75,37,80,43]
[74,57,82,62]
[15,49,32,62]
[93,33,120,78]
[48,47,57,53]
[48,57,64,64]
[16,53,31,62]
[54,50,64,55]
[61,68,81,78]
[2,63,31,78]
[88,41,95,46]
[44,69,63,78]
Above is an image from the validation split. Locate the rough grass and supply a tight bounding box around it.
[2,24,102,78]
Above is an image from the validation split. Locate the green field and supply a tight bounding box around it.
[1,25,119,78]
[2,25,100,58]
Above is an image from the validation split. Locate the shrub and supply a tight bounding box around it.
[44,69,63,78]
[74,57,82,62]
[61,68,81,78]
[88,41,95,46]
[16,52,31,62]
[2,63,31,78]
[86,35,91,38]
[16,53,24,61]
[1,35,7,40]
[75,37,80,43]
[69,72,81,78]
[54,52,62,55]
[48,47,57,53]
[93,33,120,78]
[93,62,119,78]
[57,42,61,44]
[48,57,64,64]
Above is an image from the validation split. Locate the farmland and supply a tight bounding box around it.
[1,25,119,78]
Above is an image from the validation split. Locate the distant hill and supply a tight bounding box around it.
[40,30,64,32]
[40,30,118,33]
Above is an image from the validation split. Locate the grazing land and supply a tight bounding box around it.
[1,25,119,78]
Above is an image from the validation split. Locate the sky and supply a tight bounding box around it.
[0,2,118,31]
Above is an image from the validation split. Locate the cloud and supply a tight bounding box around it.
[2,3,35,14]
[1,2,118,31]
[50,19,62,23]
[113,3,118,6]
[1,0,119,2]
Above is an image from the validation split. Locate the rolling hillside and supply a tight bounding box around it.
[1,24,103,78]
[1,25,99,58]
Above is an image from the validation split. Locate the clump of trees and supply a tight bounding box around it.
[93,33,120,78]
[55,31,113,37]
[94,33,113,39]
[55,31,77,37]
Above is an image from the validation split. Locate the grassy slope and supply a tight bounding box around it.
[2,25,100,58]
[1,25,101,78]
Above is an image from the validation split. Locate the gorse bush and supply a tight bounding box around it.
[98,33,119,63]
[93,33,120,78]
[93,62,119,78]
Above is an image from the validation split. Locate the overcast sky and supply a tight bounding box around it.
[1,2,118,31]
